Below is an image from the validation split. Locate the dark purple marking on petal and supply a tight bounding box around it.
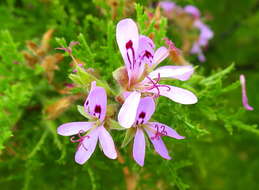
[85,100,89,106]
[125,40,136,70]
[94,105,102,119]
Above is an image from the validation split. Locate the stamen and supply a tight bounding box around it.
[70,130,90,151]
[145,73,171,98]
[151,124,167,140]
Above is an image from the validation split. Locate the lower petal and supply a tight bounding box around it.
[145,127,171,160]
[148,85,198,105]
[118,91,141,128]
[75,128,99,165]
[133,128,146,166]
[99,126,117,159]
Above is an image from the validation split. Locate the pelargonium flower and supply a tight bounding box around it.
[159,2,213,62]
[125,96,185,166]
[116,18,197,128]
[184,5,214,62]
[57,81,117,164]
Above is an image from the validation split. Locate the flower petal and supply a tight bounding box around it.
[184,5,200,18]
[116,18,139,80]
[152,46,169,68]
[147,85,198,104]
[159,1,176,12]
[99,126,117,159]
[240,74,254,111]
[136,35,155,75]
[118,91,141,128]
[144,126,171,160]
[84,81,107,122]
[57,122,94,136]
[133,128,146,166]
[135,97,155,125]
[148,122,185,139]
[146,65,194,81]
[75,128,99,165]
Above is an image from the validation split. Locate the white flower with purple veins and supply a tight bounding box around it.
[184,5,214,62]
[127,97,185,166]
[57,81,117,164]
[116,18,197,128]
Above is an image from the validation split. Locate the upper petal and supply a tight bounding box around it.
[148,85,198,104]
[118,91,141,128]
[136,35,155,76]
[148,122,185,139]
[133,128,146,166]
[116,19,139,80]
[152,46,169,68]
[84,81,107,122]
[240,74,254,111]
[135,97,155,125]
[98,126,117,159]
[75,127,99,165]
[146,65,194,81]
[57,122,94,136]
[144,126,171,160]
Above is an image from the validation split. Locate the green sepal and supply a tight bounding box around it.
[108,119,126,131]
[121,128,136,148]
[77,105,93,120]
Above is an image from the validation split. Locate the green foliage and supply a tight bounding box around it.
[0,1,258,190]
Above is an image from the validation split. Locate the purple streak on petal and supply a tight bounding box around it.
[116,18,139,81]
[118,91,141,128]
[184,5,200,18]
[159,1,176,12]
[147,85,198,104]
[133,128,146,166]
[84,81,107,121]
[240,75,254,111]
[135,97,155,125]
[148,122,185,139]
[152,46,169,68]
[146,65,194,81]
[75,127,99,165]
[98,126,117,159]
[144,126,171,160]
[57,122,94,136]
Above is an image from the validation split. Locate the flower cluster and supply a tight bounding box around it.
[159,1,214,62]
[57,18,198,166]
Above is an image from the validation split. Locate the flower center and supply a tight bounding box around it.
[151,124,167,140]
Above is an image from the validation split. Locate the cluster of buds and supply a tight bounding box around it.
[159,1,214,62]
[57,18,198,166]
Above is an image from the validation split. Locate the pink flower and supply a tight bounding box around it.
[159,1,176,12]
[116,18,197,128]
[184,5,214,62]
[57,81,117,164]
[127,97,185,166]
[240,75,254,111]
